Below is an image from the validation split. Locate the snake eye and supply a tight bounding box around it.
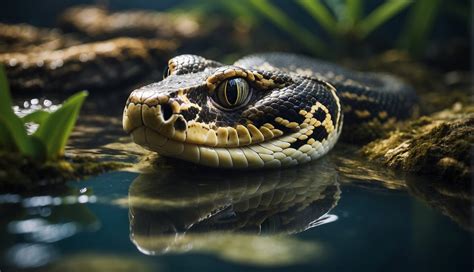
[212,78,251,109]
[162,66,171,79]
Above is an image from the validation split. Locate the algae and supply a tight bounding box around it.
[0,152,129,192]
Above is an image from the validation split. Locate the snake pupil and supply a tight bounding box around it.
[162,66,170,79]
[225,80,239,105]
[213,78,250,109]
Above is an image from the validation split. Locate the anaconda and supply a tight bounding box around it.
[123,53,418,168]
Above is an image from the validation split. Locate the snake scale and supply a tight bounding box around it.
[123,53,417,168]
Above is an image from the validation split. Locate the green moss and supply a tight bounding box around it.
[0,152,130,192]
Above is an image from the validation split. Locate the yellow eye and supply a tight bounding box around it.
[213,78,250,109]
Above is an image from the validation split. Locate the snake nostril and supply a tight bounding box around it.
[161,103,173,121]
[173,116,186,131]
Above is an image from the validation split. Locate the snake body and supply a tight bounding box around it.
[123,53,417,168]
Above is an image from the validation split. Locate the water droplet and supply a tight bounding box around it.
[8,58,18,66]
[78,195,88,203]
[43,99,53,107]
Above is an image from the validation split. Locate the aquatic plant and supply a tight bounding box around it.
[179,0,450,58]
[207,0,413,56]
[0,65,87,161]
[246,0,327,56]
[300,0,413,40]
[398,0,442,56]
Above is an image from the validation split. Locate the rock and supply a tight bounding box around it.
[0,23,80,53]
[362,103,473,183]
[0,152,130,192]
[0,37,176,93]
[59,5,202,40]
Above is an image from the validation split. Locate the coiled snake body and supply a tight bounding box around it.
[123,53,417,168]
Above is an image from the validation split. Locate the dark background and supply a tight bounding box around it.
[1,0,469,50]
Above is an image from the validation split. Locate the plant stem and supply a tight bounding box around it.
[398,0,442,56]
[357,0,412,39]
[248,0,327,56]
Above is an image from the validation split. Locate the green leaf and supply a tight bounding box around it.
[296,0,338,36]
[0,65,39,157]
[357,0,412,39]
[247,0,327,56]
[398,0,441,56]
[219,1,259,25]
[344,0,362,26]
[34,91,88,160]
[0,65,13,110]
[0,115,15,151]
[21,110,50,125]
[28,135,47,162]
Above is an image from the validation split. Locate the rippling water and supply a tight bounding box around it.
[0,153,471,271]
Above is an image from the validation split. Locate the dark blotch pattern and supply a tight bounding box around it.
[180,106,199,121]
[290,139,307,149]
[313,108,326,122]
[310,126,329,142]
[129,53,417,145]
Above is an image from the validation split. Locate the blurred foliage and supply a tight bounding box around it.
[398,0,442,56]
[0,65,87,161]
[174,0,468,58]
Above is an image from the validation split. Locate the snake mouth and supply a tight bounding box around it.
[123,101,284,168]
[123,101,341,169]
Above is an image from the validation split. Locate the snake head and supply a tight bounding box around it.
[123,55,342,168]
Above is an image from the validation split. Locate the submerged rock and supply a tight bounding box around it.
[362,103,473,183]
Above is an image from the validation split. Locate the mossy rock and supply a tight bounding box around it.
[0,152,130,192]
[362,103,473,184]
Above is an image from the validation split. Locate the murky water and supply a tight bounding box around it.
[0,147,471,271]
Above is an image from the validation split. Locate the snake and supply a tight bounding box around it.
[123,53,417,168]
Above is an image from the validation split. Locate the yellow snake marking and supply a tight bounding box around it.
[354,110,371,118]
[339,91,376,102]
[378,111,388,119]
[206,67,286,94]
[177,89,202,112]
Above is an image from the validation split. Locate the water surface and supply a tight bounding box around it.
[0,151,471,271]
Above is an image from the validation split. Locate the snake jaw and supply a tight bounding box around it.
[123,54,360,168]
[123,83,342,169]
